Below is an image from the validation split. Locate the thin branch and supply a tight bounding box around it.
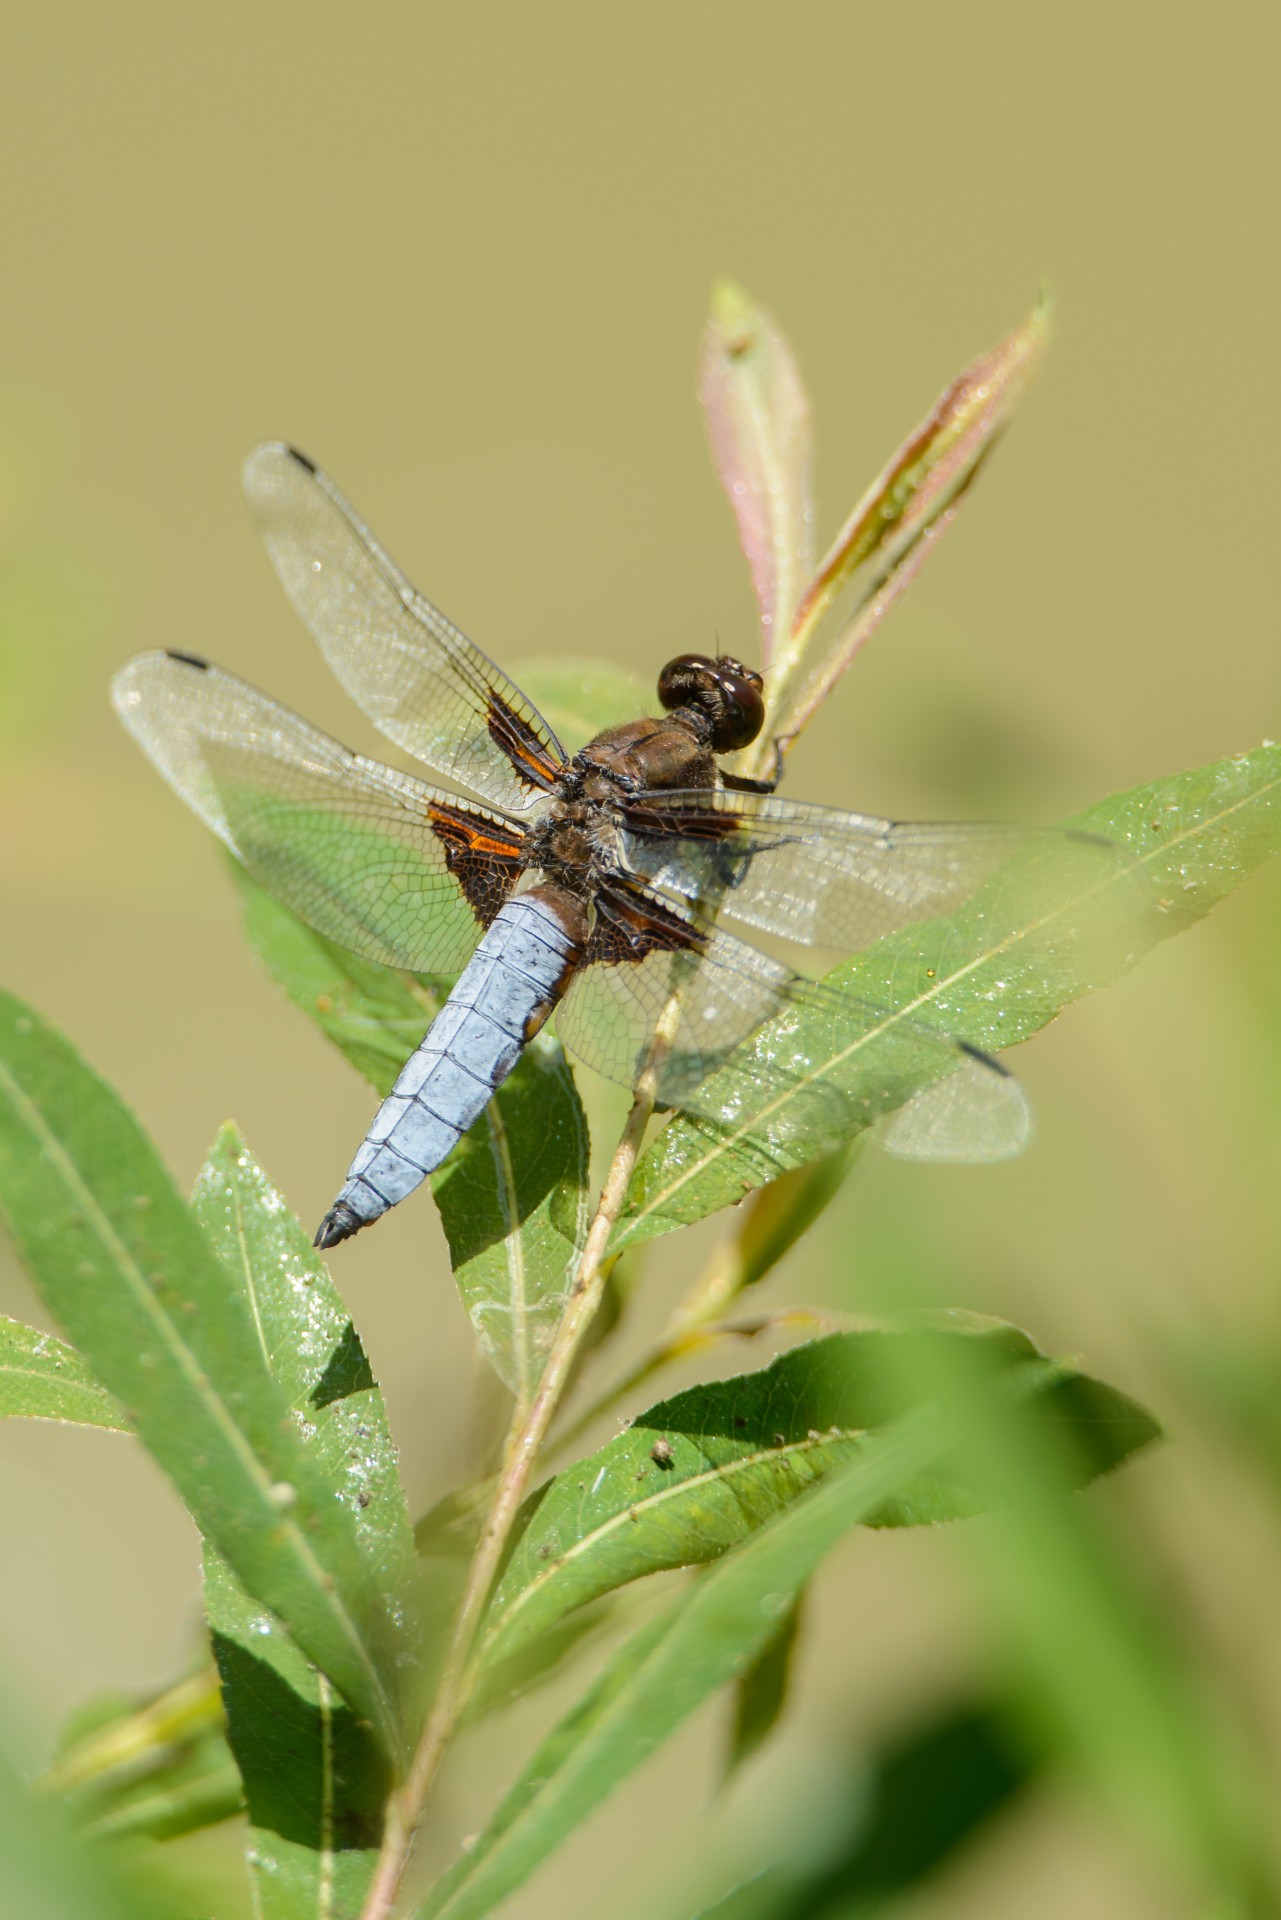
[358,1080,658,1920]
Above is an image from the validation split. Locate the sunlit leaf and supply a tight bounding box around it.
[618,742,1281,1248]
[0,1316,129,1430]
[699,282,814,668]
[0,993,405,1761]
[419,1418,941,1920]
[192,1126,417,1914]
[479,1322,1159,1666]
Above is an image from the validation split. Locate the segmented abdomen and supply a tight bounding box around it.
[314,890,583,1248]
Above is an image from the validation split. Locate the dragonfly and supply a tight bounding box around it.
[112,443,1042,1252]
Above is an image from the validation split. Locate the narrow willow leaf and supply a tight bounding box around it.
[0,993,404,1760]
[777,298,1048,725]
[192,1126,417,1915]
[48,1672,239,1848]
[0,1315,129,1429]
[82,1768,243,1850]
[618,742,1281,1248]
[725,1588,803,1780]
[699,282,814,667]
[696,1701,1034,1919]
[419,1420,941,1920]
[191,1125,419,1618]
[479,1323,1159,1666]
[235,871,590,1403]
[47,1669,224,1798]
[511,657,650,753]
[204,1548,390,1918]
[74,1738,242,1849]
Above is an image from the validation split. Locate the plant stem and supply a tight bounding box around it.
[358,1083,656,1920]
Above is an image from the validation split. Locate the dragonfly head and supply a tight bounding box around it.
[656,653,765,753]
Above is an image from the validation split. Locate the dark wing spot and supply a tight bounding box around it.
[588,880,703,965]
[485,689,562,794]
[621,797,741,844]
[426,800,526,926]
[958,1038,1011,1078]
[285,444,318,474]
[165,649,209,671]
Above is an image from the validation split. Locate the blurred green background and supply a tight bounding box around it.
[3,4,1280,1914]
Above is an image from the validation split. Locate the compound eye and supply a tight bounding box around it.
[709,662,765,751]
[657,653,717,712]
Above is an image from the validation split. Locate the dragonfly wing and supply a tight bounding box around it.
[112,651,525,972]
[554,878,1030,1169]
[617,789,1043,950]
[242,443,566,812]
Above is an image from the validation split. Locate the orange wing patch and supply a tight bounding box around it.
[426,800,526,927]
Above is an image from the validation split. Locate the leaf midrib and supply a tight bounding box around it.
[482,1427,865,1655]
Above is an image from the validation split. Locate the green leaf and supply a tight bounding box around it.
[479,1322,1159,1667]
[192,1126,418,1915]
[191,1125,419,1613]
[80,1762,244,1851]
[725,1588,802,1780]
[694,1700,1035,1919]
[235,871,590,1406]
[617,742,1281,1249]
[0,1315,130,1429]
[204,1548,390,1918]
[698,282,814,670]
[74,1739,242,1849]
[433,1035,589,1409]
[510,658,650,754]
[419,1418,942,1920]
[46,1670,240,1848]
[0,992,406,1761]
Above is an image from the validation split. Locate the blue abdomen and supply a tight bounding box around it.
[315,890,582,1247]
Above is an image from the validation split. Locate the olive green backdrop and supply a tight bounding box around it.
[2,5,1278,1914]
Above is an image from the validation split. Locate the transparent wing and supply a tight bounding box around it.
[111,651,525,972]
[618,788,1051,950]
[242,443,567,812]
[555,880,1030,1169]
